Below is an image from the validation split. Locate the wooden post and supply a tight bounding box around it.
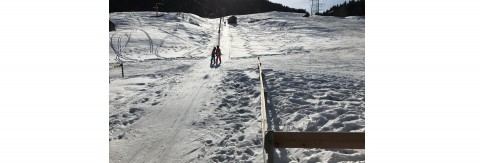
[153,3,164,17]
[153,3,158,17]
[265,131,275,163]
[121,63,124,78]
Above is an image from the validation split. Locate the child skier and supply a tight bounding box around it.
[211,47,216,65]
[215,45,222,64]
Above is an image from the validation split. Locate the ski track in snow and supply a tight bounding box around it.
[110,11,364,163]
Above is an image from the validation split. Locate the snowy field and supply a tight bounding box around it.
[109,11,364,163]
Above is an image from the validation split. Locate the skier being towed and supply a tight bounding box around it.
[215,45,222,65]
[210,47,216,65]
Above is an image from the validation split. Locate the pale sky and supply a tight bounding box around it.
[269,0,350,13]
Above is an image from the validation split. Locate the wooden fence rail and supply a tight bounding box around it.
[267,131,365,149]
[258,57,269,163]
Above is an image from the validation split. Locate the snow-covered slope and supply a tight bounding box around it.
[109,12,218,63]
[109,11,364,163]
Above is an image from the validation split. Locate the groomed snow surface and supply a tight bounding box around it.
[110,11,364,163]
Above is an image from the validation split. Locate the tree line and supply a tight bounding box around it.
[110,0,307,17]
[320,0,365,17]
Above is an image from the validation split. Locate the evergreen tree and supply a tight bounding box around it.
[109,0,307,17]
[321,0,364,17]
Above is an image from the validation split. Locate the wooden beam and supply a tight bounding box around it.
[258,57,269,163]
[258,57,267,135]
[271,131,365,149]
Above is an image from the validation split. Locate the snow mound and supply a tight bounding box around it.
[109,12,217,63]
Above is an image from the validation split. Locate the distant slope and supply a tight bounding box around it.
[110,0,306,17]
